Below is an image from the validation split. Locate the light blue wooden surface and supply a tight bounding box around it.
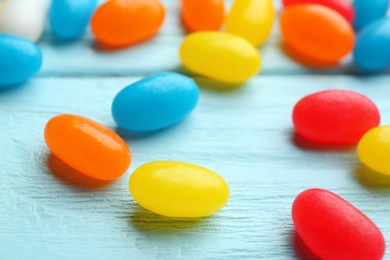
[2,1,390,259]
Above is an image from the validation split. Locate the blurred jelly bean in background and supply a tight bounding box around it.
[0,0,48,42]
[180,31,261,84]
[280,4,354,64]
[181,0,225,32]
[0,34,42,87]
[282,0,354,23]
[353,0,389,31]
[292,90,380,144]
[91,0,165,47]
[45,114,131,181]
[49,0,97,41]
[358,126,390,176]
[112,73,199,133]
[353,18,390,71]
[225,0,275,47]
[129,161,230,217]
[292,189,385,260]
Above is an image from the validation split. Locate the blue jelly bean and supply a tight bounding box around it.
[49,0,97,41]
[353,18,390,71]
[353,0,389,31]
[0,34,42,87]
[112,73,199,132]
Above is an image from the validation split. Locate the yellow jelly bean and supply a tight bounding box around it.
[129,161,230,217]
[225,0,275,47]
[179,31,261,84]
[358,126,390,175]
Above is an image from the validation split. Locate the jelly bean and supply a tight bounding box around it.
[293,90,380,144]
[44,114,131,180]
[180,31,261,84]
[225,0,275,47]
[282,0,354,23]
[129,161,230,217]
[112,73,199,132]
[49,0,97,41]
[0,34,43,87]
[353,0,389,31]
[280,4,354,64]
[353,18,390,71]
[0,0,48,42]
[181,0,225,32]
[91,0,165,47]
[292,189,385,260]
[358,126,390,175]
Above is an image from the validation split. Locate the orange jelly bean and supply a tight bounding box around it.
[44,114,131,180]
[91,0,165,47]
[181,0,225,32]
[280,4,354,64]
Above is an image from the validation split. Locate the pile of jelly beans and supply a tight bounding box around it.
[1,0,390,259]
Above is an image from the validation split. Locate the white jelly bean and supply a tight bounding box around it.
[0,0,48,42]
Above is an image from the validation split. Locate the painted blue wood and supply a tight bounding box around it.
[38,1,357,77]
[1,76,390,259]
[2,0,390,259]
[39,32,360,77]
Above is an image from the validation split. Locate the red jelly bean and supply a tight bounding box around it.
[292,189,385,260]
[292,90,380,144]
[282,0,354,23]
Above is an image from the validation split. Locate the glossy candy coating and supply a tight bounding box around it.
[353,18,390,71]
[293,90,380,144]
[112,73,199,132]
[91,0,165,47]
[292,189,385,260]
[0,34,43,87]
[44,114,131,180]
[280,4,354,64]
[225,0,275,47]
[49,0,97,41]
[181,0,224,32]
[0,0,48,42]
[358,126,390,175]
[129,161,230,217]
[282,0,354,23]
[180,31,261,84]
[353,0,389,31]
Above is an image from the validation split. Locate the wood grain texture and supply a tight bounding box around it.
[39,0,359,77]
[2,0,390,259]
[2,76,390,259]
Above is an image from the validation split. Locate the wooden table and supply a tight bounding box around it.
[2,1,390,259]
